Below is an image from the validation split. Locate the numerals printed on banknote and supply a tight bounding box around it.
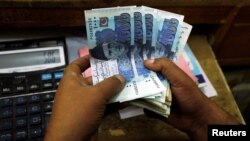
[84,6,192,117]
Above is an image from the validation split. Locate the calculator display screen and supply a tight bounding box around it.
[0,49,60,69]
[0,46,66,73]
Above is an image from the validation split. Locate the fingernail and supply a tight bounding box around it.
[115,75,125,83]
[146,59,155,64]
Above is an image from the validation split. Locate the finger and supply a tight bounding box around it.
[85,76,93,85]
[74,75,92,87]
[144,58,194,86]
[94,75,125,101]
[65,55,90,74]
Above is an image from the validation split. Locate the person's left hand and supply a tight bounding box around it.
[44,55,125,141]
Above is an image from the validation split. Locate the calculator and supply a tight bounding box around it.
[0,38,68,141]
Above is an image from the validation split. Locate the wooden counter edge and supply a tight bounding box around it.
[188,35,245,124]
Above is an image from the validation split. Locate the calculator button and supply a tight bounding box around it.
[30,115,42,125]
[44,102,53,112]
[43,82,53,89]
[29,95,40,103]
[55,81,60,88]
[0,108,13,118]
[41,73,52,81]
[44,93,55,101]
[0,98,13,107]
[30,127,42,138]
[0,131,12,141]
[0,119,12,130]
[16,97,27,105]
[16,106,27,116]
[1,87,12,94]
[15,129,27,140]
[29,104,41,114]
[15,118,27,128]
[15,85,26,93]
[54,72,63,79]
[44,114,51,129]
[29,84,40,91]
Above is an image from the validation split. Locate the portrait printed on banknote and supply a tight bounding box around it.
[88,12,137,82]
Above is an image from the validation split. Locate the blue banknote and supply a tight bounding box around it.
[173,22,193,60]
[156,18,179,59]
[142,6,158,54]
[144,13,154,59]
[115,13,135,81]
[85,7,135,81]
[133,11,151,77]
[117,56,134,81]
[155,10,184,60]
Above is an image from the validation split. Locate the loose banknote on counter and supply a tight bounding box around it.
[84,6,193,118]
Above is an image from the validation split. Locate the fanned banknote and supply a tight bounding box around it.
[155,9,184,60]
[84,6,193,118]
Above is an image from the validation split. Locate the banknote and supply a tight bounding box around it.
[131,7,150,79]
[85,7,134,81]
[141,6,171,103]
[155,10,184,60]
[143,13,154,60]
[130,99,170,118]
[144,80,171,103]
[130,84,172,117]
[140,6,170,102]
[173,22,193,60]
[141,6,158,61]
[85,7,133,50]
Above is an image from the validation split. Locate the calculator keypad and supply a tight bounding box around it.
[0,70,63,141]
[0,92,55,141]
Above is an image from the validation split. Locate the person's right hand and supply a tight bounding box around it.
[144,58,239,141]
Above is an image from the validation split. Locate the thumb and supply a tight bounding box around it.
[144,58,194,87]
[94,75,125,101]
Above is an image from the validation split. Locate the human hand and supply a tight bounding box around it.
[44,55,125,141]
[144,58,238,141]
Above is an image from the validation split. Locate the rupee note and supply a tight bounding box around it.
[173,22,193,60]
[132,7,151,79]
[85,7,134,82]
[155,10,184,60]
[141,6,159,48]
[130,99,170,118]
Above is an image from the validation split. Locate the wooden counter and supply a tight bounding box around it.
[96,35,245,141]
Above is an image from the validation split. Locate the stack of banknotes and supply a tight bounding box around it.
[84,6,192,118]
